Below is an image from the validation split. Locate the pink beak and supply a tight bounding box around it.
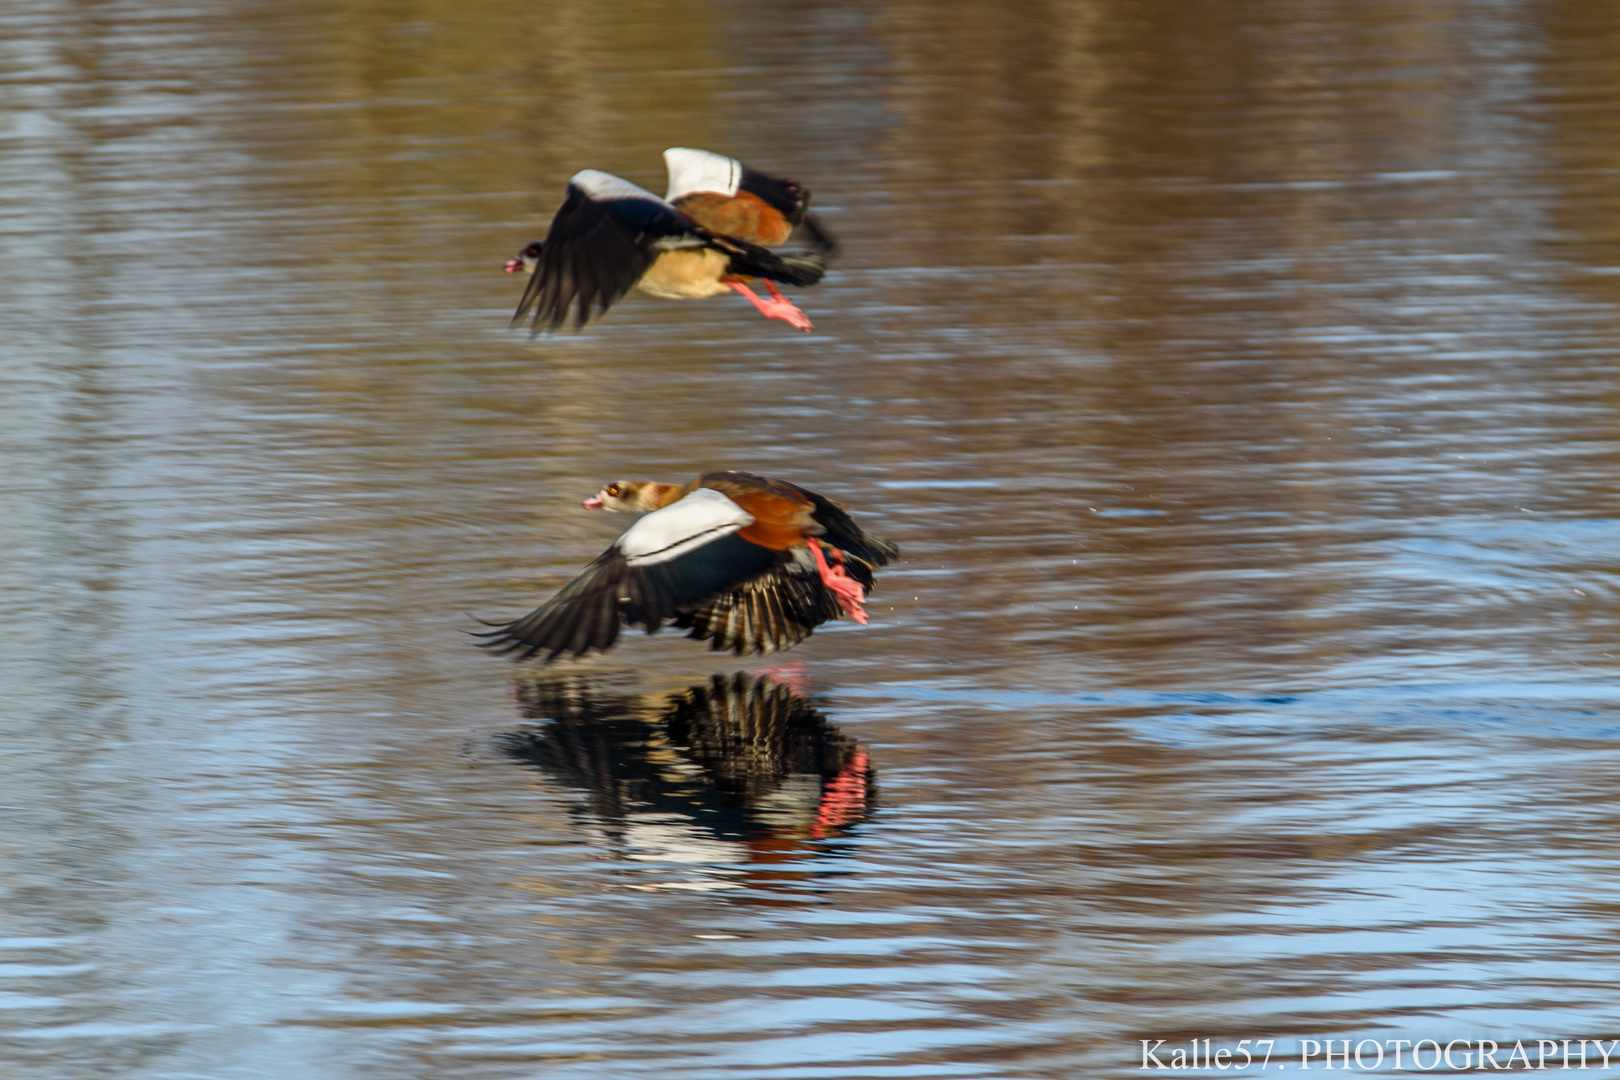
[503,258,523,273]
[582,495,604,509]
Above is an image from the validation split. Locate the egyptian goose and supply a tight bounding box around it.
[476,471,897,660]
[504,148,834,333]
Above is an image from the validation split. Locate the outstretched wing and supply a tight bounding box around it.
[474,548,631,661]
[512,170,706,333]
[664,146,818,251]
[664,146,811,227]
[476,489,787,661]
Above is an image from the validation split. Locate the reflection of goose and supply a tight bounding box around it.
[662,674,873,840]
[505,148,834,333]
[500,672,875,875]
[476,471,897,662]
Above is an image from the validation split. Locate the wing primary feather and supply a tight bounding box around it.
[798,212,839,256]
[725,592,743,656]
[559,587,594,657]
[624,572,653,631]
[753,590,772,655]
[529,602,579,661]
[511,266,545,328]
[641,566,672,632]
[589,587,619,652]
[535,257,562,333]
[721,594,743,653]
[735,594,751,654]
[572,241,596,328]
[552,254,576,332]
[748,590,767,655]
[761,587,786,653]
[582,241,612,320]
[757,589,777,655]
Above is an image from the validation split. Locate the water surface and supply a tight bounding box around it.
[4,0,1620,1076]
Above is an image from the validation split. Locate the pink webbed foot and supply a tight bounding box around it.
[727,280,813,333]
[807,539,868,625]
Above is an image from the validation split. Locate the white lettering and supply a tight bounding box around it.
[1413,1040,1442,1070]
[1324,1040,1351,1069]
[1135,1035,1620,1073]
[1446,1040,1474,1070]
[1234,1040,1252,1069]
[1386,1040,1412,1069]
[1300,1039,1320,1069]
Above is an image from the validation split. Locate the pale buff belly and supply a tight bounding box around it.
[635,249,733,299]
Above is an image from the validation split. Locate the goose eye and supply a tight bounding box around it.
[607,484,622,497]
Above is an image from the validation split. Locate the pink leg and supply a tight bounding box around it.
[807,539,868,625]
[727,280,813,333]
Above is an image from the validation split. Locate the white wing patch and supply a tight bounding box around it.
[571,169,671,206]
[663,147,741,201]
[617,488,754,567]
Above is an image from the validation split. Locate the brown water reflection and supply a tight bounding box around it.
[4,0,1620,1077]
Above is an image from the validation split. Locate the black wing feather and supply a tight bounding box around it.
[512,181,701,333]
[776,479,899,574]
[478,531,785,662]
[713,235,826,288]
[735,164,838,256]
[474,549,631,661]
[797,213,839,258]
[739,165,810,226]
[675,559,849,657]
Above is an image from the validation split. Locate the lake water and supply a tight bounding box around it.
[4,0,1620,1076]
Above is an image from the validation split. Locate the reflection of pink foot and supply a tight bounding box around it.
[754,662,811,696]
[727,280,813,332]
[807,539,868,624]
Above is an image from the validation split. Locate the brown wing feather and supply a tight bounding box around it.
[673,190,793,247]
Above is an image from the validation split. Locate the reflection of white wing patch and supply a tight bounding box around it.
[571,169,671,205]
[663,147,741,201]
[617,488,753,567]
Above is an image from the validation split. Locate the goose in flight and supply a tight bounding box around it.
[476,471,896,660]
[504,148,836,333]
